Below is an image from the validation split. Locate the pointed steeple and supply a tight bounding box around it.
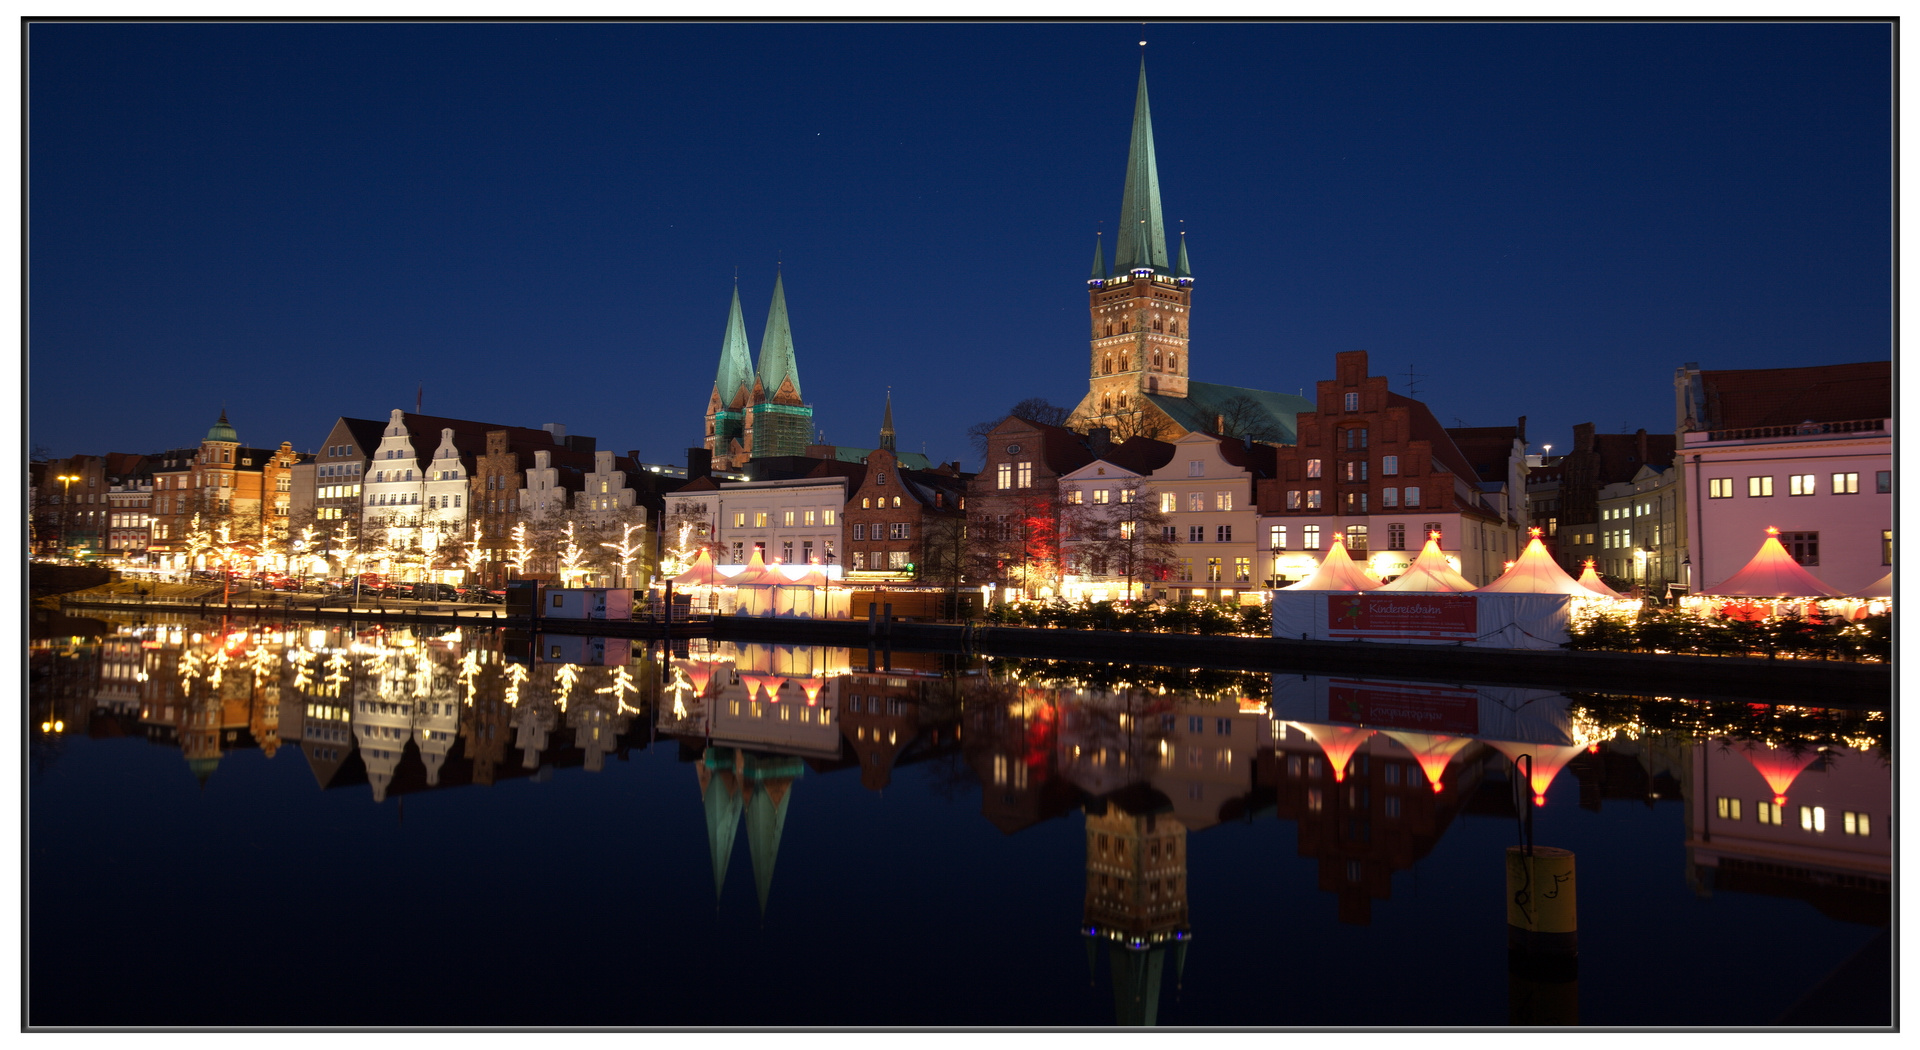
[745,777,792,916]
[1175,230,1191,279]
[698,755,744,904]
[713,286,753,407]
[1113,57,1169,275]
[879,391,896,453]
[1090,233,1108,280]
[756,272,801,402]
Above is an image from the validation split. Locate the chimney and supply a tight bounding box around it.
[686,448,711,481]
[542,423,567,442]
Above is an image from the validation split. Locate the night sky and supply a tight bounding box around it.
[28,21,1892,468]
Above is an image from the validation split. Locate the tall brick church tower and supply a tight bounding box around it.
[705,273,813,470]
[1069,56,1195,436]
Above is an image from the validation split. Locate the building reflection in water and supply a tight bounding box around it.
[35,616,1890,1025]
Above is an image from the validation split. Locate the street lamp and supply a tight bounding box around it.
[55,474,81,560]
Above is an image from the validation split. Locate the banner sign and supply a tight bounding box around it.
[1328,680,1480,734]
[1325,593,1479,639]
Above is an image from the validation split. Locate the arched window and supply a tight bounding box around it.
[1102,356,1112,375]
[1169,354,1179,372]
[1152,350,1162,370]
[1101,394,1113,413]
[1169,320,1180,336]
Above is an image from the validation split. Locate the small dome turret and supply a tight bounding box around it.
[204,410,238,444]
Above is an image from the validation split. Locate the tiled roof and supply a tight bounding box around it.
[1443,426,1520,483]
[1145,381,1318,444]
[1386,393,1481,484]
[1702,360,1891,429]
[1100,436,1177,474]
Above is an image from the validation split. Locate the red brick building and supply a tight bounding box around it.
[1254,351,1525,585]
[967,415,1100,598]
[841,397,969,580]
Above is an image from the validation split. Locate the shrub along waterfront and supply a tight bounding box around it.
[984,598,1270,637]
[1566,608,1889,662]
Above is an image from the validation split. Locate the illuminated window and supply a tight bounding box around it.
[734,512,746,528]
[997,463,1012,490]
[1799,805,1826,833]
[783,510,796,526]
[1308,788,1324,813]
[823,510,835,525]
[1234,557,1251,581]
[1755,801,1782,825]
[1748,476,1773,497]
[1304,525,1321,550]
[1307,490,1322,509]
[1306,459,1322,479]
[1215,490,1233,511]
[1065,487,1083,505]
[1788,474,1816,496]
[1160,491,1177,513]
[1177,558,1192,580]
[804,510,817,526]
[1286,490,1301,510]
[1270,525,1287,550]
[1716,797,1742,820]
[754,512,769,528]
[1843,811,1871,836]
[1388,523,1406,550]
[1093,489,1110,504]
[1016,462,1033,488]
[1882,529,1893,565]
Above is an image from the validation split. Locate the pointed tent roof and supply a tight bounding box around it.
[879,392,896,453]
[1486,741,1587,807]
[1113,58,1169,275]
[756,272,801,401]
[1289,722,1375,781]
[745,777,792,915]
[1703,529,1843,597]
[1733,740,1820,805]
[1576,558,1625,598]
[1283,535,1380,591]
[713,286,754,406]
[672,548,730,590]
[1383,731,1472,793]
[1379,534,1476,592]
[1476,531,1592,594]
[699,755,744,903]
[728,545,782,587]
[1850,571,1892,598]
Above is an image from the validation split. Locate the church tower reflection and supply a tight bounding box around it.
[1082,803,1192,1026]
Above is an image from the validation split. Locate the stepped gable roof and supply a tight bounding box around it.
[1701,360,1891,429]
[1443,425,1522,483]
[1145,381,1317,444]
[1217,435,1278,478]
[1100,435,1177,474]
[1386,393,1481,484]
[1702,529,1843,597]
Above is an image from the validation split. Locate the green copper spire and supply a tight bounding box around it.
[756,272,801,401]
[699,757,744,904]
[713,286,754,406]
[1090,233,1108,279]
[745,779,792,916]
[879,391,896,453]
[1175,231,1190,279]
[1113,58,1169,275]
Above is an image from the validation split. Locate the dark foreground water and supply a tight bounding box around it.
[29,614,1891,1027]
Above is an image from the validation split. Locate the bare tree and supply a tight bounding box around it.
[1215,394,1286,444]
[967,398,1074,459]
[1065,486,1179,602]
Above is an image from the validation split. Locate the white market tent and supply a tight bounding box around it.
[1576,558,1625,598]
[1378,534,1476,592]
[1476,532,1593,595]
[1850,572,1892,599]
[1282,535,1381,591]
[728,548,784,617]
[1701,529,1843,598]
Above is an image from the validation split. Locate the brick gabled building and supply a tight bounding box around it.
[968,415,1100,598]
[1254,351,1524,585]
[1553,424,1678,576]
[841,397,970,580]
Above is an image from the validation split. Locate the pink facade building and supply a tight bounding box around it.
[1674,361,1891,593]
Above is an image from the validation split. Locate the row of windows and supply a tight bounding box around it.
[1067,486,1141,505]
[1171,556,1252,582]
[851,523,913,540]
[1718,798,1875,835]
[320,462,361,477]
[1303,454,1400,478]
[1709,471,1890,499]
[851,550,912,570]
[1286,486,1423,511]
[732,509,839,528]
[861,496,903,509]
[727,539,838,562]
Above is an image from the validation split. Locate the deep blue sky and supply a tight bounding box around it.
[29,21,1892,468]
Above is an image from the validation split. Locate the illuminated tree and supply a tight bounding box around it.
[1064,485,1178,601]
[557,520,589,587]
[507,522,532,577]
[462,522,486,584]
[599,521,646,588]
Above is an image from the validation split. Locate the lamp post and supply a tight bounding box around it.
[55,474,81,561]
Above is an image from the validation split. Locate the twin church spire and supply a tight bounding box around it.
[706,272,812,470]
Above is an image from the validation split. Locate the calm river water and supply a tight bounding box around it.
[28,613,1891,1027]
